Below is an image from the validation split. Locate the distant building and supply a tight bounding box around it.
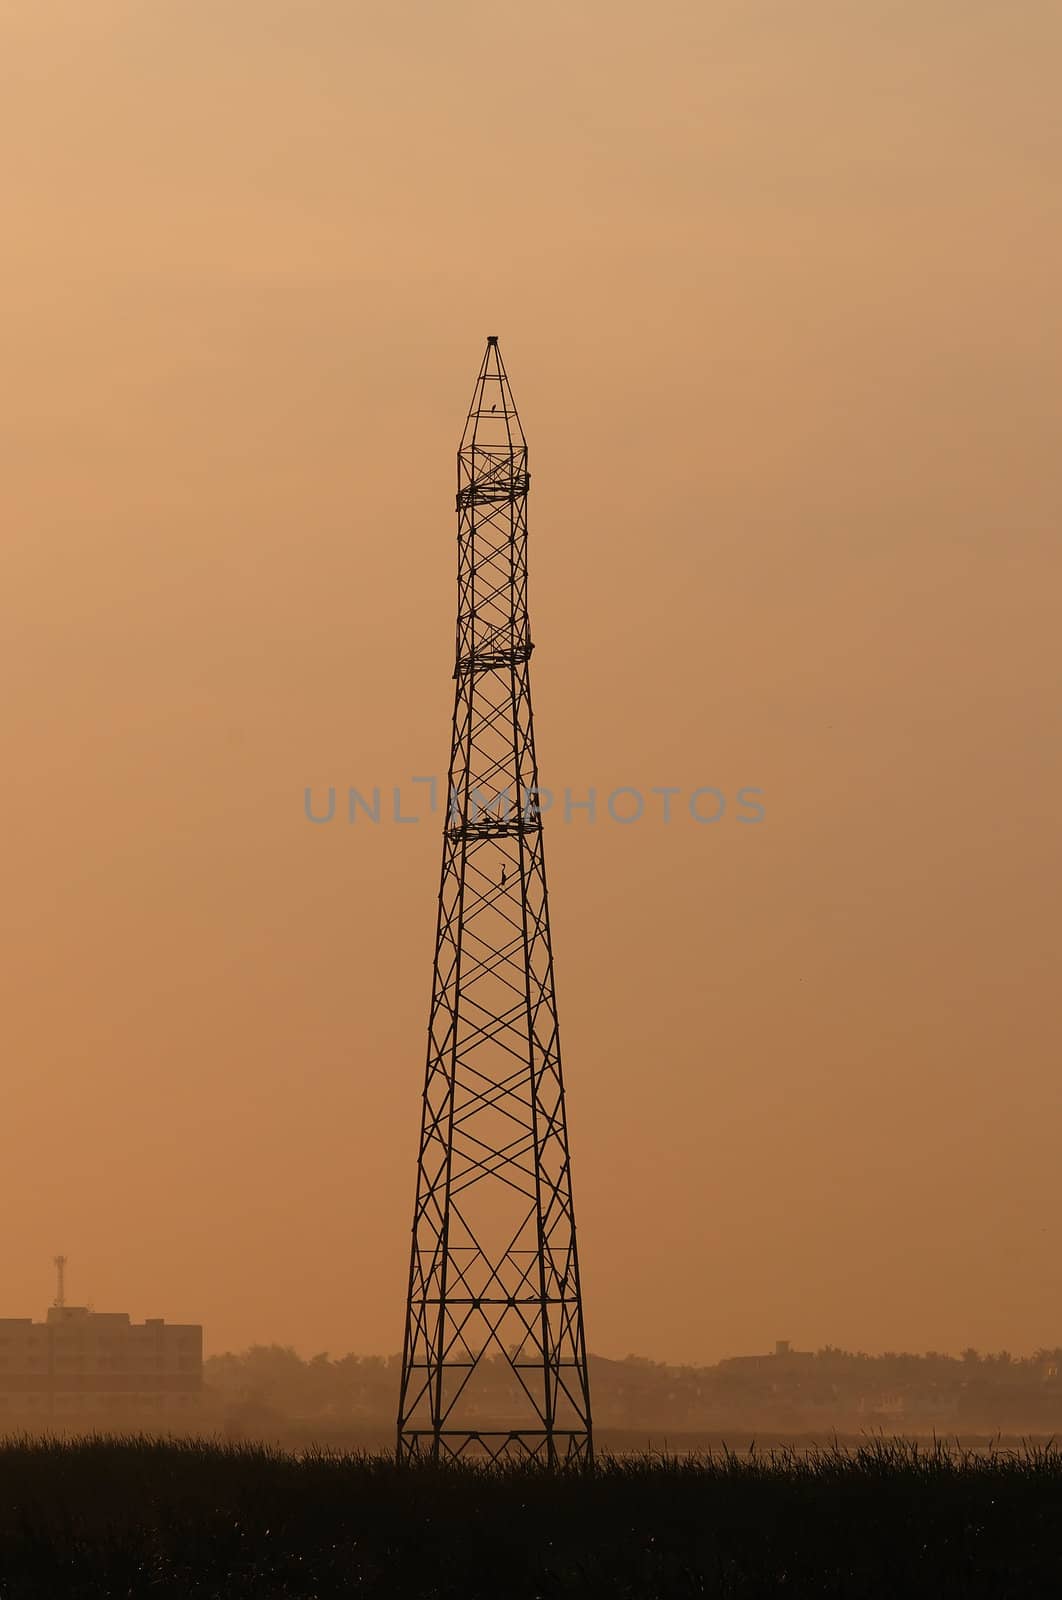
[859,1390,906,1420]
[718,1340,815,1374]
[0,1306,202,1423]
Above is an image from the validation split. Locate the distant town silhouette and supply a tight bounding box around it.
[206,1340,1062,1439]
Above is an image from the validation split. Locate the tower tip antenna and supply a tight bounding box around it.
[487,334,498,344]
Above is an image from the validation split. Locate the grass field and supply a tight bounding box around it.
[0,1434,1058,1596]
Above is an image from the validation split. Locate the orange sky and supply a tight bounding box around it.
[3,1,1060,1363]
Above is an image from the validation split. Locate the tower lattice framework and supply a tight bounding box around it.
[397,338,592,1465]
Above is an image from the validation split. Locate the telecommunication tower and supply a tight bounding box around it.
[397,339,592,1464]
[53,1255,67,1308]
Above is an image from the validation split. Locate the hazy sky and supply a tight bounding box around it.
[3,0,1060,1363]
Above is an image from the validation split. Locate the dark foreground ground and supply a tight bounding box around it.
[0,1434,1059,1598]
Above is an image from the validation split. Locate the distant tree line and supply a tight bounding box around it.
[204,1344,1062,1433]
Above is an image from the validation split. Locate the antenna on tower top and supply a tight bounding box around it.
[53,1255,67,1308]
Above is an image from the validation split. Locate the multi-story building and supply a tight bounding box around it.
[0,1306,203,1424]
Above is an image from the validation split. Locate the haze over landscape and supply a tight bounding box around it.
[4,0,1060,1375]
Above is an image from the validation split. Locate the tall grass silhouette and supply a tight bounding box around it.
[0,1433,1057,1595]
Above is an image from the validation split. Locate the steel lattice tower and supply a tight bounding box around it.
[397,338,592,1465]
